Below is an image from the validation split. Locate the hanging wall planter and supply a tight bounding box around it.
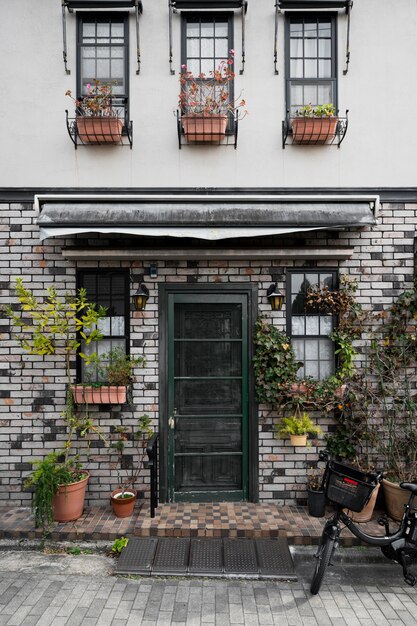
[182,114,228,143]
[291,116,339,144]
[76,116,124,144]
[71,385,127,405]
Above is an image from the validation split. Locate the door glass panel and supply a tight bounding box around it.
[175,341,241,377]
[175,380,242,415]
[174,304,242,339]
[175,418,242,453]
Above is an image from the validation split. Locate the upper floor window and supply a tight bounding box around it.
[77,270,130,383]
[287,269,337,380]
[285,14,337,115]
[181,14,234,112]
[77,13,129,118]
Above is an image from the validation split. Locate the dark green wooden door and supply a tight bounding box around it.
[167,293,249,502]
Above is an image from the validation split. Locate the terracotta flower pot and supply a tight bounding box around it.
[53,472,89,523]
[343,482,380,523]
[71,385,127,404]
[182,114,228,142]
[290,434,307,447]
[111,488,137,518]
[76,116,123,144]
[383,478,410,521]
[292,116,338,144]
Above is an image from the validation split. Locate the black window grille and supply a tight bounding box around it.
[286,269,338,380]
[77,270,130,383]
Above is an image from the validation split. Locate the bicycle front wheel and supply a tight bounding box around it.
[310,534,336,595]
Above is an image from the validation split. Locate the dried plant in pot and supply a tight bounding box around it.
[178,50,247,143]
[306,467,326,518]
[110,414,153,518]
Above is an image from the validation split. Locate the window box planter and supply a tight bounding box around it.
[76,116,124,144]
[71,384,127,405]
[291,116,339,144]
[181,113,228,143]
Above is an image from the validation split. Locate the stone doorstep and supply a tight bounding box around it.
[0,503,386,546]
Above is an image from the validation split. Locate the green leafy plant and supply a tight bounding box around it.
[296,103,336,118]
[275,412,321,439]
[111,536,129,555]
[8,278,108,528]
[101,347,146,386]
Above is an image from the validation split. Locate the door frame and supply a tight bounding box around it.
[158,283,258,503]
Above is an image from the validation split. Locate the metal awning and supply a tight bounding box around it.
[36,195,377,242]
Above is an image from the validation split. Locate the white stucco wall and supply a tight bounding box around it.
[1,0,416,189]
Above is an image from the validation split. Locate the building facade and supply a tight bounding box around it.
[0,0,416,507]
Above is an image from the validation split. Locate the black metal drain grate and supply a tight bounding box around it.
[256,538,296,579]
[115,537,296,580]
[115,537,158,575]
[152,538,190,574]
[189,538,223,575]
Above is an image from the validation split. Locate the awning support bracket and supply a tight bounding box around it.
[61,0,143,75]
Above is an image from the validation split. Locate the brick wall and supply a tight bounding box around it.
[0,201,415,506]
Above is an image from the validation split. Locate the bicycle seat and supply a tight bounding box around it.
[400,482,417,494]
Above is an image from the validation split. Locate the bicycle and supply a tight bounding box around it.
[310,450,417,595]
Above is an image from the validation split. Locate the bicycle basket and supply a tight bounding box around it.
[326,460,378,512]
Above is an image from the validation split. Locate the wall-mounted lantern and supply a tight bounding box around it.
[133,283,149,311]
[267,283,284,311]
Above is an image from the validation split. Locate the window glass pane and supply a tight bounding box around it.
[304,38,317,58]
[111,47,124,59]
[320,360,334,378]
[97,22,110,37]
[201,38,214,58]
[305,339,319,360]
[292,316,305,335]
[82,47,95,59]
[201,21,214,37]
[187,38,200,57]
[215,21,228,36]
[290,38,303,57]
[319,339,334,360]
[291,273,304,294]
[320,316,333,335]
[97,318,111,335]
[111,59,124,80]
[318,84,332,103]
[97,59,110,77]
[319,59,332,78]
[319,38,331,57]
[305,360,319,379]
[201,59,214,75]
[186,59,200,75]
[290,21,303,36]
[111,22,124,37]
[318,21,331,37]
[291,292,306,315]
[290,58,303,78]
[305,316,319,335]
[111,316,125,335]
[291,85,304,109]
[83,22,96,38]
[187,22,200,37]
[81,60,96,81]
[293,339,304,360]
[306,274,319,289]
[303,84,318,105]
[215,39,228,59]
[97,46,109,59]
[305,59,317,78]
[304,21,317,38]
[320,273,334,288]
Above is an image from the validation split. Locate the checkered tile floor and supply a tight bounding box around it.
[0,502,386,546]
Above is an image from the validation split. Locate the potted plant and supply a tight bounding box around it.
[7,278,107,528]
[71,347,146,405]
[291,103,338,144]
[65,80,124,144]
[178,50,247,143]
[306,467,326,518]
[275,411,321,447]
[110,414,153,517]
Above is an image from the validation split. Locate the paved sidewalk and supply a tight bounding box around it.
[0,548,416,625]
